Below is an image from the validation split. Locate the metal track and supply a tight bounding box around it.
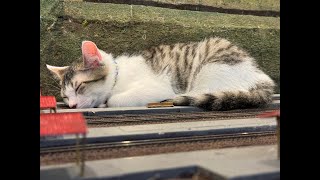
[85,107,279,127]
[40,131,275,154]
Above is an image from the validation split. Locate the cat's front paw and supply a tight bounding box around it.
[98,104,107,108]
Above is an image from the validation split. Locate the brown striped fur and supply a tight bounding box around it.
[142,37,274,110]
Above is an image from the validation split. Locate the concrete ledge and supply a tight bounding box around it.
[84,0,280,17]
[49,99,279,116]
[84,0,280,12]
[40,145,279,180]
[40,117,276,148]
[52,106,203,115]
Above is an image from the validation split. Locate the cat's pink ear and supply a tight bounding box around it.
[82,41,103,68]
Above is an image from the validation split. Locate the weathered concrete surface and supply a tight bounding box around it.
[40,145,279,180]
[44,99,279,115]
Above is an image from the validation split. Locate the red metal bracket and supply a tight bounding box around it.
[40,96,57,113]
[40,112,87,136]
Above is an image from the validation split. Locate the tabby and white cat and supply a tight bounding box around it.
[47,38,275,110]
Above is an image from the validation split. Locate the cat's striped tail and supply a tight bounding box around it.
[173,83,274,111]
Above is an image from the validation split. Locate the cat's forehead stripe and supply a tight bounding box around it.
[62,68,75,88]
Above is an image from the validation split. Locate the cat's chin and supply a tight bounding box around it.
[73,104,93,109]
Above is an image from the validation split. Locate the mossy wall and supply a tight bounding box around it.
[40,0,280,100]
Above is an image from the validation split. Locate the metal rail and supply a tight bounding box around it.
[40,131,275,154]
[85,108,279,127]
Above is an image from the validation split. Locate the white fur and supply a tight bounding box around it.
[188,59,273,95]
[46,65,69,80]
[104,53,176,107]
[93,53,273,108]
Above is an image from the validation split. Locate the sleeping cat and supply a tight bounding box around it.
[46,38,275,110]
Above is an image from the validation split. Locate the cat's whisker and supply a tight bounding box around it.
[77,98,93,108]
[46,89,60,95]
[43,83,60,90]
[46,89,59,93]
[49,76,61,86]
[45,86,60,92]
[45,83,60,92]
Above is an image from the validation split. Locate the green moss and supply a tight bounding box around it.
[40,1,280,99]
[40,0,63,20]
[145,0,280,11]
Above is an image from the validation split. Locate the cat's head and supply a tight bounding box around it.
[46,41,111,108]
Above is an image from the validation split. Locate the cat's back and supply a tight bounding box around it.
[141,37,253,74]
[195,37,253,66]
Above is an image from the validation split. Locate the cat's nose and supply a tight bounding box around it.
[69,103,77,109]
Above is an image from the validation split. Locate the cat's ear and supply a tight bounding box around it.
[46,64,69,80]
[82,41,103,68]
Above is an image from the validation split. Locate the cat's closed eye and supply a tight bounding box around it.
[75,83,83,93]
[75,82,88,94]
[75,77,105,94]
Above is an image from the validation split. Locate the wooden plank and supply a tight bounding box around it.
[147,102,174,108]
